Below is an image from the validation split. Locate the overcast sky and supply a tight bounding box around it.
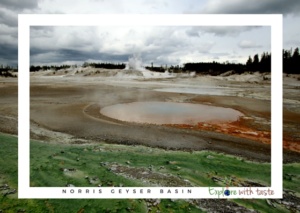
[1,0,300,67]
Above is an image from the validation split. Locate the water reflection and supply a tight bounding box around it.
[100,102,243,125]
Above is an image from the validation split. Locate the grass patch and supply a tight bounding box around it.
[233,199,290,213]
[0,133,299,212]
[283,163,300,195]
[29,140,271,188]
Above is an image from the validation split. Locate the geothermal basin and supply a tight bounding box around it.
[100,101,244,125]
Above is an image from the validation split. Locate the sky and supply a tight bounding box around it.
[1,0,300,67]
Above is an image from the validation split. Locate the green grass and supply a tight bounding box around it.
[233,199,291,213]
[0,133,299,212]
[29,140,271,188]
[0,134,202,212]
[283,163,300,195]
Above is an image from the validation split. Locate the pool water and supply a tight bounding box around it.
[100,102,244,125]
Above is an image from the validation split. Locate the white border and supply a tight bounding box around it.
[18,14,282,199]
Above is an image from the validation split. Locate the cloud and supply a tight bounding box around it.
[0,43,17,59]
[200,0,300,15]
[0,8,18,27]
[0,0,39,10]
[30,26,100,52]
[0,0,293,66]
[29,26,220,65]
[30,48,130,65]
[238,40,262,49]
[186,26,259,37]
[0,8,18,66]
[0,43,18,66]
[0,24,18,37]
[28,24,272,66]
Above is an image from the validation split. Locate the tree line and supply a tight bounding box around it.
[183,61,245,75]
[283,48,300,74]
[30,65,72,72]
[245,52,271,73]
[27,48,300,75]
[183,53,271,75]
[30,62,126,72]
[82,62,126,69]
[0,65,17,77]
[183,48,300,75]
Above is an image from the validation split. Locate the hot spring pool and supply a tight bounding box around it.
[100,102,244,125]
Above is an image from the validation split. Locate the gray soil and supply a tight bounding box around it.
[1,75,299,163]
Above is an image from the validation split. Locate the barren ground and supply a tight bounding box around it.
[1,70,299,163]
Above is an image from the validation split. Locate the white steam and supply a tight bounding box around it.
[123,54,177,79]
[125,54,147,71]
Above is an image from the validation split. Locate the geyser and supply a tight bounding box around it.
[124,54,176,79]
[100,102,244,125]
[125,54,146,71]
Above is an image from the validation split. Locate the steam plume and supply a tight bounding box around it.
[125,54,146,71]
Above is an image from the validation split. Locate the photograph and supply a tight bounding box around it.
[29,26,275,189]
[1,0,300,212]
